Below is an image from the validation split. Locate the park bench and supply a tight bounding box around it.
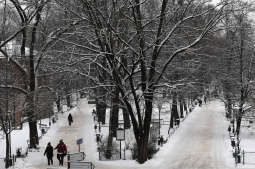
[68,161,95,169]
[67,152,95,169]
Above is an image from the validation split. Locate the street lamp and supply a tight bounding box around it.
[7,111,12,158]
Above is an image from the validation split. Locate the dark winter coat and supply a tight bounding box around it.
[55,143,67,154]
[68,114,73,122]
[44,145,54,158]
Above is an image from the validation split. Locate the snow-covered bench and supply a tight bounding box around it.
[68,161,95,169]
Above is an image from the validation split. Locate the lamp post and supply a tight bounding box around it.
[157,102,162,138]
[4,46,12,168]
[7,111,12,159]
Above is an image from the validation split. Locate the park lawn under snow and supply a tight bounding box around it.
[2,98,254,169]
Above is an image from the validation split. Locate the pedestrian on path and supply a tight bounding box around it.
[44,142,54,165]
[54,139,67,166]
[204,96,207,104]
[68,113,73,126]
[198,99,202,107]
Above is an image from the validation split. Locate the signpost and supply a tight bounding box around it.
[76,138,83,152]
[116,128,125,159]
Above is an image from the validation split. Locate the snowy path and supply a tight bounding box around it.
[92,101,233,169]
[157,101,231,169]
[15,99,97,169]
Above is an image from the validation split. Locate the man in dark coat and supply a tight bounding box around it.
[68,113,73,126]
[44,142,53,165]
[54,139,67,166]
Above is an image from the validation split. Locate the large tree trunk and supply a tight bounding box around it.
[28,56,39,148]
[137,96,153,163]
[106,87,119,159]
[28,8,43,148]
[137,137,149,163]
[5,132,10,168]
[96,57,107,124]
[111,87,119,137]
[29,121,39,148]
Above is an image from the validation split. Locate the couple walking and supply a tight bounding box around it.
[44,139,67,166]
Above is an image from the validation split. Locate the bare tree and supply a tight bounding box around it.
[53,0,226,163]
[0,0,83,150]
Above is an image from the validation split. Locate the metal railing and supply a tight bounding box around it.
[98,147,120,161]
[242,150,255,165]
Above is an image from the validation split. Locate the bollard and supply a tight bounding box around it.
[243,150,245,165]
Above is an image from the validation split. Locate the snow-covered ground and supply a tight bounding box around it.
[92,101,234,169]
[1,99,249,169]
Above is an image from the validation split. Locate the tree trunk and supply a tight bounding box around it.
[29,121,39,148]
[111,87,119,137]
[170,91,178,128]
[183,99,188,114]
[137,137,149,163]
[27,8,42,148]
[56,95,61,112]
[123,107,131,129]
[179,98,184,118]
[5,133,10,168]
[96,100,106,124]
[66,94,71,108]
[137,95,153,163]
[236,115,242,137]
[226,96,232,118]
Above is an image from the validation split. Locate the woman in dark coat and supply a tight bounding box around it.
[44,142,54,165]
[55,139,67,166]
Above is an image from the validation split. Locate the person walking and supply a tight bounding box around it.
[198,99,202,107]
[54,139,67,166]
[44,142,54,165]
[68,113,73,126]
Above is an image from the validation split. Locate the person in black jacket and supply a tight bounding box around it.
[68,113,73,126]
[44,142,54,165]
